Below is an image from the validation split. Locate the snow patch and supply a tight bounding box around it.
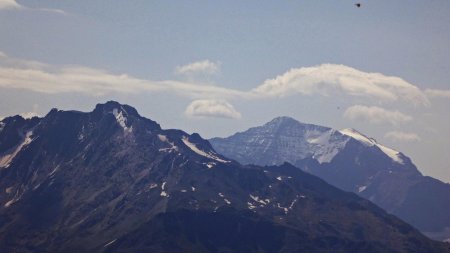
[377,144,404,164]
[112,108,132,133]
[48,166,59,177]
[182,136,230,163]
[217,192,231,204]
[4,199,17,207]
[160,182,168,197]
[191,186,196,192]
[104,239,117,247]
[340,128,404,164]
[0,130,34,168]
[5,187,13,194]
[276,176,282,181]
[339,128,374,146]
[249,194,267,205]
[204,162,216,169]
[149,183,158,189]
[180,189,187,193]
[158,134,178,152]
[289,199,298,209]
[307,130,348,163]
[358,185,367,193]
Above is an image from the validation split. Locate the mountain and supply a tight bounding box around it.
[210,116,450,241]
[0,103,448,253]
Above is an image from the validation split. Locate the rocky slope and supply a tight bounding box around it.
[0,103,448,252]
[210,116,450,241]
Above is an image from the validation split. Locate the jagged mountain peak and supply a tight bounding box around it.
[210,118,450,240]
[264,116,330,132]
[266,116,299,125]
[93,100,140,117]
[1,104,449,252]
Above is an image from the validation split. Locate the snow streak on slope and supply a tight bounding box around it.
[0,131,34,168]
[306,129,348,163]
[112,108,132,133]
[158,134,178,152]
[339,128,404,164]
[182,136,229,163]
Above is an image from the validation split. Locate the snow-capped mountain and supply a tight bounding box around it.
[210,116,450,241]
[1,102,448,252]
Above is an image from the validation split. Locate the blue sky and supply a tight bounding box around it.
[1,0,450,182]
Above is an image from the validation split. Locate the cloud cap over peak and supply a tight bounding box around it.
[252,64,429,106]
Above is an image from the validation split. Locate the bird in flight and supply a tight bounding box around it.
[355,3,361,8]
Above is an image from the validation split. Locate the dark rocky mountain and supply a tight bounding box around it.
[0,103,448,253]
[210,116,450,241]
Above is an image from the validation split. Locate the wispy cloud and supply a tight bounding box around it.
[252,64,429,106]
[343,105,413,125]
[185,99,241,119]
[0,53,435,112]
[0,0,67,15]
[0,52,244,99]
[384,131,421,142]
[425,89,450,100]
[175,60,220,76]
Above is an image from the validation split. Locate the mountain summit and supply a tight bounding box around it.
[0,103,449,252]
[210,116,450,241]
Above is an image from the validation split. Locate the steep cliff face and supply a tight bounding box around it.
[0,103,448,252]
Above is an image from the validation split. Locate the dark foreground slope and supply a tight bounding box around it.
[210,116,450,241]
[0,102,448,253]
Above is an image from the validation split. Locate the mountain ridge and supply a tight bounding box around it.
[210,116,450,241]
[0,102,449,252]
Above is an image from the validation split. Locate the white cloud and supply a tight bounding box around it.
[0,0,21,10]
[0,54,244,99]
[185,99,242,119]
[252,64,429,106]
[0,0,66,14]
[175,60,220,76]
[0,54,435,111]
[343,105,413,125]
[425,89,450,100]
[384,131,421,142]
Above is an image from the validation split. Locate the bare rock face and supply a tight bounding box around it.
[210,116,450,240]
[0,102,448,252]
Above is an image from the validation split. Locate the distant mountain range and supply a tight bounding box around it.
[210,116,450,241]
[1,102,448,252]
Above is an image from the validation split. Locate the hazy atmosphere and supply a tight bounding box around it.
[1,0,450,183]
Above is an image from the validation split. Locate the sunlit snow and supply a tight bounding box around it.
[0,130,34,168]
[182,136,229,163]
[340,128,404,164]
